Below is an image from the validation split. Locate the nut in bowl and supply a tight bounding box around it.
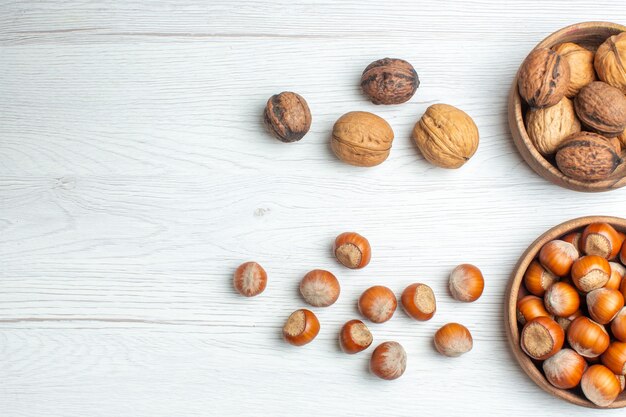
[506,216,626,408]
[509,22,626,192]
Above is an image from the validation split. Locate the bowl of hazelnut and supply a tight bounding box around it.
[508,22,626,192]
[506,216,626,408]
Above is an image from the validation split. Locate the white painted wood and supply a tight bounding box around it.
[1,1,626,415]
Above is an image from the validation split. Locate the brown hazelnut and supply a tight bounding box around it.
[574,81,626,137]
[553,42,597,97]
[525,97,581,155]
[411,104,479,169]
[369,341,407,380]
[518,48,570,108]
[333,232,371,269]
[555,132,621,181]
[339,319,373,354]
[361,58,419,105]
[233,261,268,297]
[299,269,340,307]
[263,92,312,143]
[595,32,626,94]
[331,111,394,167]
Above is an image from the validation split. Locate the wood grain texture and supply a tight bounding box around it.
[1,1,626,416]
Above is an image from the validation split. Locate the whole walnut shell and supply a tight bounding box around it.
[553,42,597,97]
[555,132,621,181]
[595,32,626,94]
[518,48,570,108]
[411,104,479,169]
[331,111,394,167]
[574,81,626,137]
[264,92,312,142]
[525,97,581,155]
[361,58,419,105]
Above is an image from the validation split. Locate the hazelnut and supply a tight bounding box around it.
[517,295,552,325]
[544,282,580,318]
[571,255,611,293]
[556,310,583,332]
[525,97,581,155]
[520,316,564,360]
[601,341,626,376]
[299,269,340,307]
[561,232,583,252]
[361,58,419,105]
[612,308,626,342]
[282,309,320,346]
[581,364,622,407]
[411,104,479,169]
[582,222,623,260]
[607,262,626,290]
[595,32,626,94]
[543,348,587,389]
[586,288,624,325]
[523,260,557,297]
[555,132,621,181]
[401,283,436,321]
[369,341,407,380]
[333,232,371,269]
[553,42,597,97]
[358,286,397,323]
[449,264,485,302]
[539,240,579,277]
[567,316,610,358]
[574,82,626,137]
[263,92,312,142]
[233,261,268,297]
[518,48,570,108]
[434,323,473,357]
[339,319,373,354]
[331,111,394,167]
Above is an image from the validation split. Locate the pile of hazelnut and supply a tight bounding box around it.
[518,32,626,182]
[234,232,485,380]
[517,222,626,406]
[263,58,480,169]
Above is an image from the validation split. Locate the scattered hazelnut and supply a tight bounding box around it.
[358,286,397,323]
[401,283,436,321]
[449,264,485,302]
[233,261,268,297]
[518,47,570,108]
[543,348,587,389]
[582,222,623,260]
[539,240,579,277]
[595,32,626,94]
[412,104,479,169]
[544,281,580,318]
[333,232,371,269]
[299,269,340,307]
[574,81,626,137]
[586,288,624,325]
[555,132,621,182]
[331,111,394,167]
[581,364,622,407]
[517,295,552,325]
[553,42,597,97]
[369,341,407,380]
[339,319,373,354]
[601,341,626,376]
[434,323,473,357]
[520,316,564,360]
[360,58,419,105]
[606,262,626,290]
[282,309,320,346]
[263,92,312,143]
[523,260,557,297]
[612,308,626,342]
[567,316,610,358]
[525,97,581,155]
[571,255,611,293]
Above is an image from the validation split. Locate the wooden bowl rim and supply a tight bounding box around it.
[508,21,626,193]
[506,215,626,409]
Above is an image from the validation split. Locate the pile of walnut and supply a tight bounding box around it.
[264,57,480,169]
[517,222,626,407]
[518,33,626,182]
[234,232,485,380]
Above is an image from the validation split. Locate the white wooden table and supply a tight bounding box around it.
[2,1,626,416]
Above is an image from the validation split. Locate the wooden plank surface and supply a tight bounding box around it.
[1,1,626,416]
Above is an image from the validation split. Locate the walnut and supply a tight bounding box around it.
[595,32,626,94]
[574,81,626,137]
[264,92,312,142]
[553,42,597,97]
[331,111,394,167]
[360,58,419,105]
[555,132,621,181]
[525,97,581,155]
[518,48,570,108]
[411,104,479,169]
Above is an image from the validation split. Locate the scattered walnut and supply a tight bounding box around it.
[331,111,394,167]
[264,92,312,143]
[595,32,626,94]
[553,42,597,97]
[518,48,570,108]
[525,97,581,155]
[574,81,626,137]
[555,132,622,181]
[360,58,419,105]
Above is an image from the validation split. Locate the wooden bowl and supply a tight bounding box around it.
[506,216,626,408]
[508,22,626,192]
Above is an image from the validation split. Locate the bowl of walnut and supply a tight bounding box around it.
[506,216,626,408]
[508,22,626,192]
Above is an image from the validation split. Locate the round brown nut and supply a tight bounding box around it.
[331,111,394,167]
[360,58,419,105]
[555,132,621,181]
[595,32,626,94]
[525,97,581,155]
[553,42,597,97]
[263,92,312,143]
[412,104,479,169]
[574,81,626,137]
[518,48,570,108]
